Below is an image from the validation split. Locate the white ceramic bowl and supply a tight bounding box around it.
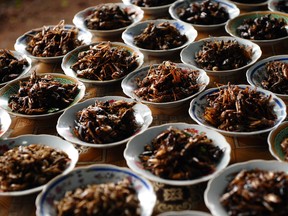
[124,122,231,186]
[122,19,198,57]
[14,24,92,63]
[189,84,287,137]
[122,0,176,17]
[73,3,144,38]
[121,62,209,108]
[225,11,288,46]
[36,164,156,216]
[229,0,268,10]
[0,73,86,119]
[0,134,79,196]
[56,96,153,148]
[180,36,262,85]
[157,211,212,216]
[0,108,11,138]
[0,50,32,87]
[61,41,144,85]
[169,0,240,31]
[204,159,288,216]
[268,121,288,161]
[268,0,288,13]
[246,54,288,102]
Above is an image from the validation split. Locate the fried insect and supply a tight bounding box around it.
[131,0,175,7]
[8,71,79,115]
[133,22,188,50]
[70,42,139,81]
[177,0,229,25]
[134,61,201,103]
[0,144,70,192]
[275,0,288,13]
[139,127,224,180]
[0,49,29,83]
[85,4,134,30]
[261,61,288,94]
[220,169,288,216]
[26,20,83,57]
[236,14,288,40]
[73,100,139,144]
[280,138,288,161]
[55,178,140,216]
[195,40,253,71]
[204,84,277,132]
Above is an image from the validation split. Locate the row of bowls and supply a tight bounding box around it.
[1,118,287,215]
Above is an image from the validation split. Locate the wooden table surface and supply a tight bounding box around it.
[0,1,288,215]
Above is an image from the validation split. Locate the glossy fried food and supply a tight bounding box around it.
[131,0,175,7]
[133,22,188,50]
[73,100,139,144]
[236,14,288,40]
[261,61,288,94]
[70,42,139,81]
[177,0,229,25]
[220,169,288,216]
[195,40,253,71]
[280,138,288,161]
[0,49,29,83]
[8,71,79,115]
[0,144,70,192]
[26,20,83,57]
[139,126,224,180]
[55,178,140,216]
[204,84,277,132]
[85,4,133,30]
[134,61,201,103]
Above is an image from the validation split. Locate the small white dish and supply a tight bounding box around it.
[0,73,86,119]
[36,164,156,216]
[61,41,144,85]
[124,122,231,186]
[122,19,198,57]
[229,0,268,10]
[204,159,288,216]
[0,134,79,196]
[189,84,287,137]
[14,24,92,63]
[169,0,240,31]
[56,96,153,148]
[246,54,288,102]
[121,62,209,108]
[73,3,144,38]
